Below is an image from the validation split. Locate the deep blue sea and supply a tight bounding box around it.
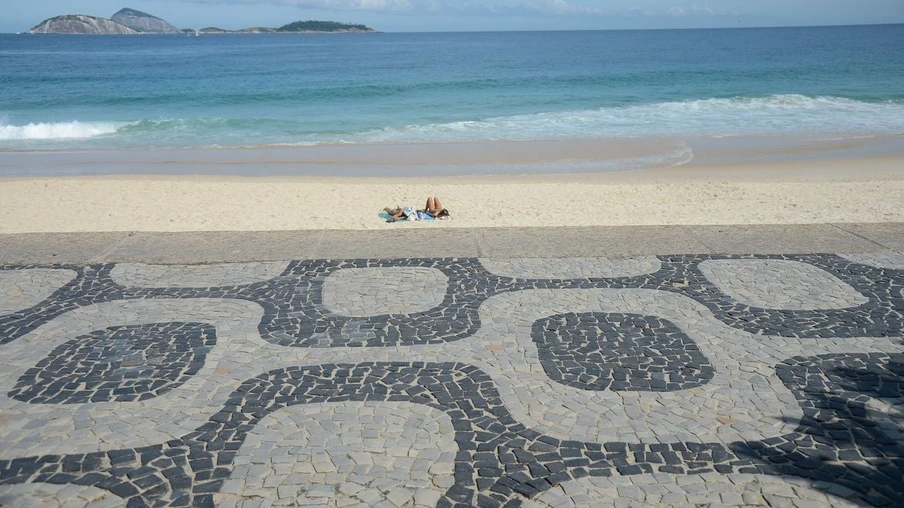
[1,25,903,152]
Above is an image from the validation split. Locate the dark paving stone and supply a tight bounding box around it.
[8,322,216,404]
[1,255,904,506]
[532,312,714,391]
[0,359,900,506]
[4,255,902,349]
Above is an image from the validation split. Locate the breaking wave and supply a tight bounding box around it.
[0,120,127,141]
[2,95,903,149]
[351,95,904,144]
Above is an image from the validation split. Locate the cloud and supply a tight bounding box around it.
[160,0,733,18]
[515,0,605,16]
[623,4,727,18]
[667,5,716,16]
[166,0,610,15]
[176,0,416,12]
[279,0,415,10]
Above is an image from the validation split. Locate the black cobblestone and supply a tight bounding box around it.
[1,256,904,506]
[532,312,714,391]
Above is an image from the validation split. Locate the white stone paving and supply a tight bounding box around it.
[840,250,904,269]
[526,473,862,508]
[215,402,456,508]
[0,483,125,508]
[479,257,661,279]
[321,267,448,317]
[110,262,289,288]
[0,268,76,315]
[698,259,868,310]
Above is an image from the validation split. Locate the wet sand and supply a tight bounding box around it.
[1,146,902,233]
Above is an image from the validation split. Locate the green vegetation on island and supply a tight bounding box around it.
[191,21,376,34]
[277,20,372,32]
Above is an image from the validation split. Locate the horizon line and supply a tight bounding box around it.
[6,21,904,35]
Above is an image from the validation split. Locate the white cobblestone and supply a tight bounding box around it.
[526,474,863,507]
[479,257,661,279]
[110,261,289,288]
[839,250,904,269]
[0,268,76,315]
[215,402,455,507]
[699,259,867,310]
[0,483,125,508]
[321,267,448,317]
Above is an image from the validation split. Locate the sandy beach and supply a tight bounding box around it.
[1,148,903,234]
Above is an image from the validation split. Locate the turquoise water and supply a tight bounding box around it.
[1,25,903,152]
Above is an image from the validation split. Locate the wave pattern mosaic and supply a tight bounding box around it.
[0,254,902,507]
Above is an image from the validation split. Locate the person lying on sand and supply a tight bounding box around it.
[423,196,450,218]
[384,197,450,222]
[383,205,416,222]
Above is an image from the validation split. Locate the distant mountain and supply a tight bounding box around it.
[111,8,181,34]
[27,15,138,34]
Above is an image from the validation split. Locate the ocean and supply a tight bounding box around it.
[1,25,903,174]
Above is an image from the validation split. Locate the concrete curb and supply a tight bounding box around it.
[1,223,902,264]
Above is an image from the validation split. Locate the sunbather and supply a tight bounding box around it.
[423,196,450,218]
[383,205,417,222]
[383,198,450,222]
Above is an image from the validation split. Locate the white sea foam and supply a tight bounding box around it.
[347,95,904,144]
[0,121,125,141]
[3,95,902,149]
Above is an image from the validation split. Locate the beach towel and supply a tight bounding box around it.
[379,209,450,223]
[379,209,419,223]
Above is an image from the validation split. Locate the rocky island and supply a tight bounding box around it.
[111,8,181,34]
[27,14,139,35]
[26,7,376,35]
[197,21,375,34]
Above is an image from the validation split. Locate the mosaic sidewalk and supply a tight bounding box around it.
[1,252,903,507]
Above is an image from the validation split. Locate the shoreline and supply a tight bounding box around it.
[2,134,902,178]
[1,152,903,234]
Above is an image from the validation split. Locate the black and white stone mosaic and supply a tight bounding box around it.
[1,360,903,507]
[531,312,715,392]
[652,255,904,339]
[2,254,902,348]
[9,322,216,404]
[0,254,903,507]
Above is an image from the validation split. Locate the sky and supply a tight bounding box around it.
[3,0,903,33]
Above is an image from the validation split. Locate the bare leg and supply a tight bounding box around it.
[426,197,443,214]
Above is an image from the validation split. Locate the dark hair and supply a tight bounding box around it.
[436,209,450,217]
